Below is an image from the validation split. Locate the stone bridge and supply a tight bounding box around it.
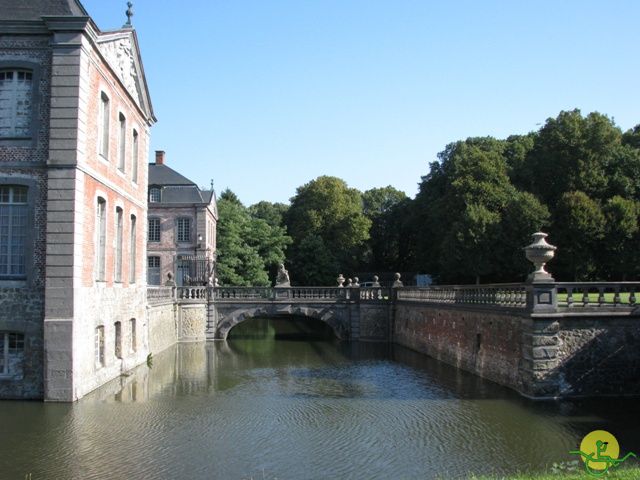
[147,282,640,399]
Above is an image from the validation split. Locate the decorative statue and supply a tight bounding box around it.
[164,272,176,287]
[346,278,353,287]
[392,272,403,288]
[372,275,380,287]
[275,263,290,287]
[353,277,360,287]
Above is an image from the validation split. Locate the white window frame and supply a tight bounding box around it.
[0,332,24,377]
[176,217,191,243]
[129,214,136,283]
[148,217,160,242]
[149,187,161,203]
[95,326,105,367]
[0,185,28,278]
[0,69,33,138]
[98,91,110,159]
[95,197,107,281]
[115,207,123,282]
[117,112,126,172]
[132,129,139,183]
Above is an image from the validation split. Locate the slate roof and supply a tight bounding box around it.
[160,186,203,204]
[148,164,215,206]
[149,164,196,187]
[0,0,88,21]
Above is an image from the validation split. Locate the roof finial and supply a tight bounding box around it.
[124,2,133,28]
[210,179,214,191]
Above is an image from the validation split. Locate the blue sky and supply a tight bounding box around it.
[83,0,640,205]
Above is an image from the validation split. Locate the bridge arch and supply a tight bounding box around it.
[216,305,348,340]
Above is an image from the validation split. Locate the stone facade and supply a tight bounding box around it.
[0,0,156,401]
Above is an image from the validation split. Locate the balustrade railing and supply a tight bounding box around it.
[556,282,639,309]
[396,283,528,309]
[149,282,640,313]
[177,286,208,301]
[147,286,174,304]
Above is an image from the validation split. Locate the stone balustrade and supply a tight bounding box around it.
[177,286,208,301]
[147,282,640,313]
[147,286,175,305]
[556,282,639,309]
[396,283,528,309]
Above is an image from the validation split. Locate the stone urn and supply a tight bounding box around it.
[524,232,557,282]
[337,274,345,287]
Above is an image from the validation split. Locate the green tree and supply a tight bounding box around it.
[362,186,408,272]
[552,191,605,280]
[216,191,291,286]
[285,176,371,285]
[601,196,640,280]
[524,110,622,205]
[248,201,289,228]
[495,191,550,280]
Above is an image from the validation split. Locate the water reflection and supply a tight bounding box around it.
[1,335,639,480]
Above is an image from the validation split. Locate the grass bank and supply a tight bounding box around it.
[470,466,640,479]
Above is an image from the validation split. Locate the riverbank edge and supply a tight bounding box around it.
[469,466,640,479]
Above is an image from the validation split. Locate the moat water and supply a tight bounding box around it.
[1,317,639,479]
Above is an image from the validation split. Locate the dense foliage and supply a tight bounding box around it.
[215,190,291,286]
[216,109,640,285]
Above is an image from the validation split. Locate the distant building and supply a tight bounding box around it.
[147,151,217,286]
[0,0,155,400]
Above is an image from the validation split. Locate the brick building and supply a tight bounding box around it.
[0,0,155,400]
[147,151,217,287]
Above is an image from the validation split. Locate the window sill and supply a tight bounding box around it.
[0,137,33,148]
[98,153,109,163]
[0,374,24,381]
[0,279,28,288]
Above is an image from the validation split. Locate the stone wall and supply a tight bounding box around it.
[0,289,44,399]
[358,303,392,341]
[521,315,640,398]
[393,303,527,394]
[148,302,177,353]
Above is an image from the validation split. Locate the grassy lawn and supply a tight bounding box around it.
[557,292,635,305]
[468,466,640,479]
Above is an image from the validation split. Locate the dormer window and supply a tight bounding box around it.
[149,187,161,203]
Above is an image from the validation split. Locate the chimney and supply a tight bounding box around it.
[155,150,165,165]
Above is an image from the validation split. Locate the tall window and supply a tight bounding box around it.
[132,129,139,183]
[148,218,160,242]
[129,215,136,283]
[0,185,28,278]
[147,256,160,285]
[118,113,126,171]
[95,198,106,281]
[98,92,109,158]
[177,218,191,243]
[115,207,123,282]
[149,187,161,203]
[0,332,24,377]
[130,318,136,353]
[95,326,105,367]
[114,321,122,359]
[0,69,32,138]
